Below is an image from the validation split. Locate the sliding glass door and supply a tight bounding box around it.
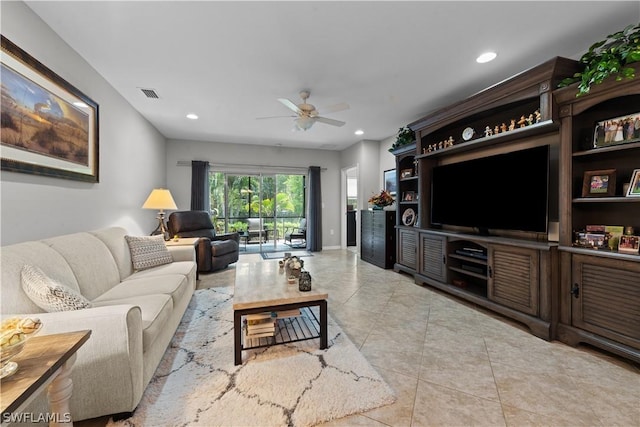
[209,171,305,253]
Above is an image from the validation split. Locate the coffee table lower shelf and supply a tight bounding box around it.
[243,306,321,349]
[234,300,327,365]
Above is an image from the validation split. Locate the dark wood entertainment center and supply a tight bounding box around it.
[391,56,640,363]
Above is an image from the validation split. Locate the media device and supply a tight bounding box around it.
[431,145,549,234]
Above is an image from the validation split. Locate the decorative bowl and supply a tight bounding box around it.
[0,318,42,379]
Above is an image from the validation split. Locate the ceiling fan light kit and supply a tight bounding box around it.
[264,90,349,131]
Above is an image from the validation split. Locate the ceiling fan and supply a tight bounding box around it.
[258,90,349,131]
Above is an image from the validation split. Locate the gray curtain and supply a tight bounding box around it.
[307,166,322,252]
[191,160,210,211]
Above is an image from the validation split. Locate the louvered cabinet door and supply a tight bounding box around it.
[419,233,446,282]
[571,254,640,348]
[398,228,417,269]
[487,244,539,316]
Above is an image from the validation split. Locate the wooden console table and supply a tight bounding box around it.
[1,330,91,426]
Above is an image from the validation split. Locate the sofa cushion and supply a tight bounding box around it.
[43,232,122,301]
[92,294,173,353]
[210,239,239,257]
[21,265,92,312]
[125,235,173,271]
[1,241,82,314]
[94,274,190,308]
[90,227,134,281]
[126,261,196,281]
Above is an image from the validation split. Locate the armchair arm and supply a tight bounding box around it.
[212,232,240,244]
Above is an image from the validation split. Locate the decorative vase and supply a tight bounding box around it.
[298,271,312,292]
[290,267,301,278]
[372,205,384,210]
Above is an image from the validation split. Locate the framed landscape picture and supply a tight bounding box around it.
[384,169,396,197]
[1,36,99,182]
[582,169,616,198]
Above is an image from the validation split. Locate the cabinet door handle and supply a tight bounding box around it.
[571,283,580,298]
[442,255,446,264]
[488,266,493,278]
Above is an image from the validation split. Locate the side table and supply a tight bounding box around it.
[1,330,91,426]
[165,237,201,279]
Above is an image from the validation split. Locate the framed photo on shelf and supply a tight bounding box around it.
[383,169,396,197]
[593,112,640,148]
[0,36,99,182]
[400,168,413,179]
[618,235,640,254]
[581,169,616,198]
[626,169,640,197]
[402,208,416,226]
[402,191,416,201]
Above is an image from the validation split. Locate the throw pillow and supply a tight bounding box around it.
[125,234,173,271]
[21,265,92,312]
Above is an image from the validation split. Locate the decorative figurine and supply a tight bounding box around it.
[485,126,493,137]
[534,109,541,123]
[500,123,507,133]
[518,115,527,128]
[509,119,516,131]
[494,125,500,134]
[527,114,534,125]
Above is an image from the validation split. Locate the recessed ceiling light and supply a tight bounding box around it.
[476,52,497,64]
[73,101,88,108]
[354,129,364,135]
[186,113,198,120]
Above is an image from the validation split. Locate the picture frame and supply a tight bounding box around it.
[402,208,416,226]
[626,169,640,197]
[400,168,413,179]
[383,169,396,197]
[402,191,416,201]
[618,235,640,254]
[1,35,99,182]
[593,112,640,148]
[581,169,616,198]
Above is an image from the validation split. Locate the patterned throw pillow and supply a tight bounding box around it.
[21,265,92,312]
[125,235,173,271]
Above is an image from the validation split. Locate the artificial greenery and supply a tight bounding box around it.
[558,23,640,96]
[388,126,415,152]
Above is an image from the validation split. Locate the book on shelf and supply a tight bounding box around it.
[244,330,276,340]
[275,309,301,319]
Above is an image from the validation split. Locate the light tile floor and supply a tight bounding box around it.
[82,248,640,427]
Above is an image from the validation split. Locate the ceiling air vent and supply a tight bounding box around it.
[140,88,160,99]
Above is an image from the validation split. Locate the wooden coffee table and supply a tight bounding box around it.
[233,262,328,365]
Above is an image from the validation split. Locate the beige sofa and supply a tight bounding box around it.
[0,227,197,421]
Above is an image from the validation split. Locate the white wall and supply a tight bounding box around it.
[165,139,342,248]
[340,140,381,211]
[0,2,168,245]
[379,134,397,182]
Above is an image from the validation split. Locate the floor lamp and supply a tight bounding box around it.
[142,188,177,240]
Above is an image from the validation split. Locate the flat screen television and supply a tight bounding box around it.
[431,145,549,234]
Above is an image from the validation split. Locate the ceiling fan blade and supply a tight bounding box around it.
[320,102,350,114]
[315,116,345,127]
[277,98,302,114]
[256,115,296,120]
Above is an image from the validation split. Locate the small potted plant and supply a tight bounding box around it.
[558,23,640,96]
[389,126,416,152]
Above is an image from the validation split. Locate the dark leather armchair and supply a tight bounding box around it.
[167,211,239,272]
[284,218,307,248]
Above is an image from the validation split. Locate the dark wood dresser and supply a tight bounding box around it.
[361,210,396,269]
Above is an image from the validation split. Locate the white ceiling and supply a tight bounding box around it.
[25,1,640,151]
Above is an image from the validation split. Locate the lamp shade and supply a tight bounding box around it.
[142,188,177,211]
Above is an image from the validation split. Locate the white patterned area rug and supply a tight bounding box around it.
[108,287,395,427]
